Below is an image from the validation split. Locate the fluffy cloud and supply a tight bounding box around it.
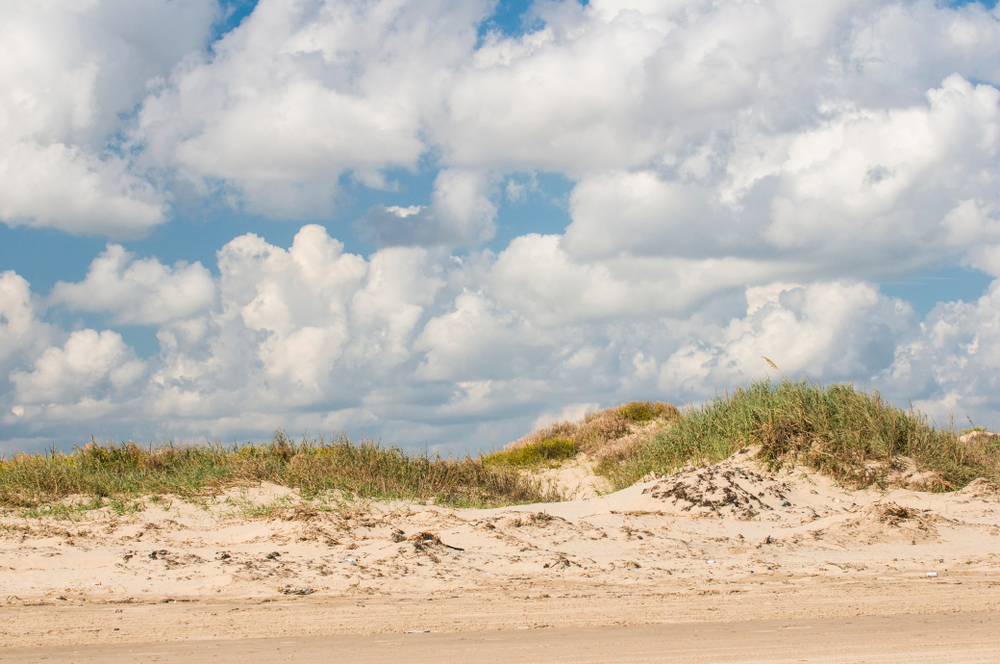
[658,281,916,398]
[0,0,216,235]
[138,0,491,217]
[0,271,53,372]
[9,329,145,415]
[885,282,1000,422]
[4,226,1000,453]
[49,245,215,325]
[487,233,787,325]
[9,0,1000,451]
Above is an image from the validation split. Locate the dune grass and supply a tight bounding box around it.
[3,381,995,511]
[503,400,680,467]
[483,436,578,468]
[0,432,559,510]
[601,378,1000,492]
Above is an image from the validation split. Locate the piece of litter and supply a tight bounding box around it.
[707,560,715,564]
[780,502,790,507]
[834,499,841,503]
[346,558,357,562]
[926,572,938,578]
[407,630,430,633]
[280,587,316,596]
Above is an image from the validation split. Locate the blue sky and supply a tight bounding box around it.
[4,0,1000,453]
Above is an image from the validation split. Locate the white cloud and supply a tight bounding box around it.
[49,244,216,325]
[3,227,1000,455]
[138,0,491,217]
[658,281,916,398]
[0,141,168,237]
[10,1,1000,451]
[883,281,1000,423]
[10,328,145,406]
[414,290,546,381]
[0,271,52,366]
[0,0,216,236]
[487,233,787,325]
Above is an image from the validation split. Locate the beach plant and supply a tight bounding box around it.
[602,378,998,492]
[0,432,558,510]
[504,401,680,466]
[483,436,578,468]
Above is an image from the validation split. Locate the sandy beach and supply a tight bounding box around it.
[3,451,1000,661]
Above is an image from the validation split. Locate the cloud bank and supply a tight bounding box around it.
[4,0,1000,451]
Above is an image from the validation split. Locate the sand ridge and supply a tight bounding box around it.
[2,451,1000,649]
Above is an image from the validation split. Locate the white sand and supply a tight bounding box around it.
[2,451,999,654]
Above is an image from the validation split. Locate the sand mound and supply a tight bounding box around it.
[641,463,793,520]
[959,478,1000,500]
[819,502,938,545]
[882,456,944,491]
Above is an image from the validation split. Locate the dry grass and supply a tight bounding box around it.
[0,432,559,509]
[4,383,994,511]
[603,379,1000,492]
[505,401,680,467]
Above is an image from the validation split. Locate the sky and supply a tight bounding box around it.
[3,0,1000,455]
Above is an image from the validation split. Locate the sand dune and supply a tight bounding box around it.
[2,451,999,660]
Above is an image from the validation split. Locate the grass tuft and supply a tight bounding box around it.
[483,436,578,468]
[602,378,999,491]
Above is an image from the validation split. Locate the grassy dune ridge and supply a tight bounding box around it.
[2,379,997,510]
[602,379,999,491]
[0,432,559,510]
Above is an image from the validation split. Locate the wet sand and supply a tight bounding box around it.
[4,613,1000,663]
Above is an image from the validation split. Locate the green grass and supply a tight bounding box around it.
[483,436,578,468]
[617,400,676,422]
[601,378,1000,491]
[0,432,559,510]
[3,380,996,512]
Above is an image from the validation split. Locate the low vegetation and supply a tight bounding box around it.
[0,433,559,510]
[603,379,1000,492]
[2,382,996,511]
[501,400,679,468]
[483,436,577,468]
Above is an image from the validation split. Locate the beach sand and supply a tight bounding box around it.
[3,450,999,661]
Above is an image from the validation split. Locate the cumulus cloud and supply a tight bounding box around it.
[883,281,1000,423]
[10,0,1000,451]
[0,271,52,367]
[49,245,215,325]
[487,233,789,325]
[658,281,916,398]
[9,328,145,409]
[124,1,1000,291]
[138,0,491,216]
[3,226,1000,454]
[0,0,216,236]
